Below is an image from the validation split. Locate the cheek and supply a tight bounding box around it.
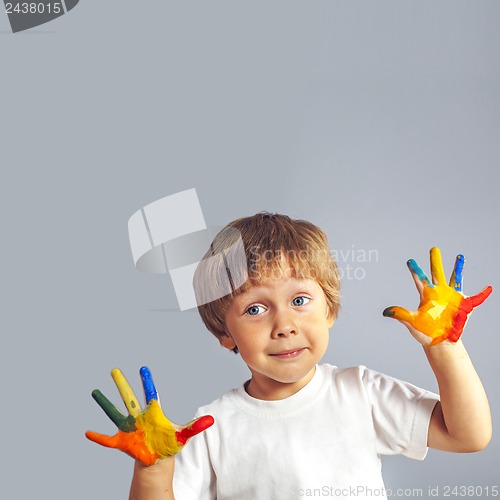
[235,334,266,360]
[310,320,331,345]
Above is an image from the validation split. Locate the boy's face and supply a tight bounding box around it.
[221,268,334,400]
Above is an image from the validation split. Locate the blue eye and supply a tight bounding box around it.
[246,305,264,316]
[292,296,310,306]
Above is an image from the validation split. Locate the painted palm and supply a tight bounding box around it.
[86,367,214,465]
[383,248,492,346]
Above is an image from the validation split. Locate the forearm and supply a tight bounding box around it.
[424,339,492,452]
[129,458,175,500]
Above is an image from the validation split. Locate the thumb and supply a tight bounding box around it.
[85,430,121,449]
[383,306,414,325]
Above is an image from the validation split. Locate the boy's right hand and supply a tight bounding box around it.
[85,366,214,466]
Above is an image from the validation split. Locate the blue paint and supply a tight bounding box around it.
[452,254,465,291]
[140,366,158,403]
[407,259,434,287]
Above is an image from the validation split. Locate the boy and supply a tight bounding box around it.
[87,212,492,499]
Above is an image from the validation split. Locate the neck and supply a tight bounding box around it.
[245,366,316,400]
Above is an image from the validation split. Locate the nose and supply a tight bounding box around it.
[271,309,298,339]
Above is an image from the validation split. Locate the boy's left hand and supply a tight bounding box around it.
[383,247,492,346]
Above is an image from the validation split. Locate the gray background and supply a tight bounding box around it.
[1,1,498,498]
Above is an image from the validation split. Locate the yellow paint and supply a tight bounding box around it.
[384,247,492,346]
[427,303,446,320]
[136,400,183,456]
[430,247,447,285]
[88,367,215,465]
[411,282,464,344]
[111,368,141,417]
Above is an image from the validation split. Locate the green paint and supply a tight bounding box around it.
[91,390,136,432]
[120,416,137,432]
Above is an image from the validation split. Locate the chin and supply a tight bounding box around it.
[274,365,316,384]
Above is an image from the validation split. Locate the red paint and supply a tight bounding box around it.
[176,415,215,445]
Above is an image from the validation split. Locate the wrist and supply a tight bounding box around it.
[423,338,466,356]
[423,339,472,378]
[133,456,174,474]
[130,457,175,500]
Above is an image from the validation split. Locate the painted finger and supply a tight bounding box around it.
[383,306,415,325]
[467,285,493,308]
[87,429,158,465]
[407,259,432,292]
[85,430,120,449]
[140,366,159,404]
[449,254,465,291]
[111,368,141,417]
[91,389,127,427]
[176,415,215,446]
[430,247,447,285]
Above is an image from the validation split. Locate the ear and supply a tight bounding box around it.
[219,333,237,351]
[326,309,335,328]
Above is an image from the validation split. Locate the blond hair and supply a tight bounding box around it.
[193,212,340,353]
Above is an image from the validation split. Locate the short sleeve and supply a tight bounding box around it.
[361,367,439,460]
[173,411,217,500]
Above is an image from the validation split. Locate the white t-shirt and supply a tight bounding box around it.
[173,364,439,499]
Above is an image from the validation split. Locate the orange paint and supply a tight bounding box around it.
[86,367,214,465]
[384,248,492,345]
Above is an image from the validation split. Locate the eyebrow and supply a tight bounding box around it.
[236,279,315,300]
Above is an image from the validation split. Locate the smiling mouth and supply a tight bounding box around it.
[269,348,306,359]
